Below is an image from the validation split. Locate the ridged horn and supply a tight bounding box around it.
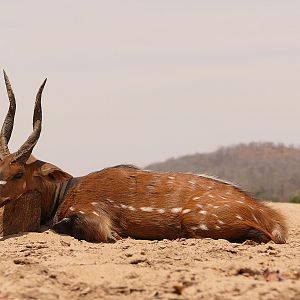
[0,70,17,160]
[13,78,47,164]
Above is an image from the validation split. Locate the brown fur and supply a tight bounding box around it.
[52,166,288,243]
[0,191,41,236]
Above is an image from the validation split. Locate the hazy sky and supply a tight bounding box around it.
[0,1,299,175]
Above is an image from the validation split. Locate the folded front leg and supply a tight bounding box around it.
[52,209,121,243]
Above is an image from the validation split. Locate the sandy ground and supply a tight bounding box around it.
[0,203,299,300]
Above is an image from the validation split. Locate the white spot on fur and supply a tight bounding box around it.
[252,214,259,223]
[213,206,220,209]
[0,180,7,186]
[199,224,209,230]
[220,196,227,200]
[224,204,230,208]
[236,201,244,204]
[128,206,136,211]
[114,204,120,208]
[196,204,204,209]
[107,198,114,203]
[121,204,128,209]
[193,196,200,200]
[212,213,218,218]
[171,207,182,213]
[157,208,165,214]
[236,214,243,220]
[272,228,283,241]
[191,226,198,231]
[168,176,175,180]
[79,210,85,215]
[91,202,98,206]
[69,206,75,211]
[215,225,221,230]
[188,180,196,185]
[182,209,191,214]
[208,194,214,198]
[217,219,224,224]
[140,207,154,212]
[207,204,214,207]
[199,210,207,215]
[92,211,100,216]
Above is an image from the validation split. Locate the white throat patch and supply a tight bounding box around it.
[0,180,7,186]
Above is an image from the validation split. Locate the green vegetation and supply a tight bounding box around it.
[146,142,300,202]
[289,195,300,204]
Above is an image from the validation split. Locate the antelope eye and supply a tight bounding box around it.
[13,172,24,180]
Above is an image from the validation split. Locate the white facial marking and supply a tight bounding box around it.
[128,206,136,211]
[182,209,191,214]
[0,180,7,186]
[91,202,98,206]
[199,224,209,230]
[69,206,75,211]
[92,211,100,216]
[79,210,85,215]
[199,210,207,215]
[236,214,243,220]
[140,207,154,212]
[171,207,182,213]
[193,196,200,200]
[157,208,165,214]
[217,219,224,224]
[215,225,221,230]
[121,204,128,209]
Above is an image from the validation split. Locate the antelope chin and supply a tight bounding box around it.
[0,197,12,208]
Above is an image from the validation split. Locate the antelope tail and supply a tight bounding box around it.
[244,203,288,244]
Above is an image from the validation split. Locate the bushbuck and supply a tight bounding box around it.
[0,71,288,243]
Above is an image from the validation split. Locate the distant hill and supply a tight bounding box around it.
[146,142,300,201]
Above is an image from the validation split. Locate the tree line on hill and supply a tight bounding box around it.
[146,142,300,202]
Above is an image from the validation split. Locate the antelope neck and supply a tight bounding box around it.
[46,177,80,224]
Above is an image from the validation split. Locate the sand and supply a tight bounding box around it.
[0,203,299,300]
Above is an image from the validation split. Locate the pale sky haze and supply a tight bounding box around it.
[0,1,299,175]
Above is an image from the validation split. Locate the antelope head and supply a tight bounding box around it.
[0,71,70,209]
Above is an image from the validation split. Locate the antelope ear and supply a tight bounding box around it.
[34,163,72,182]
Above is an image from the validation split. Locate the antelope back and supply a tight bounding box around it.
[55,166,288,243]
